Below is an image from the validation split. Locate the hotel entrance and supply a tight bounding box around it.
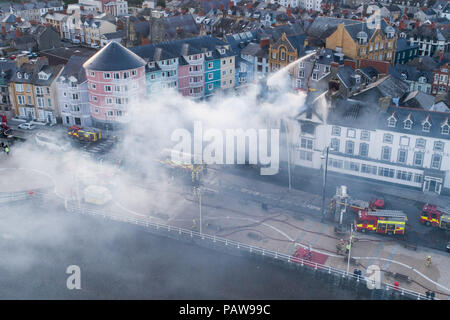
[423,176,443,194]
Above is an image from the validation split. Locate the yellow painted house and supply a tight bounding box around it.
[325,19,397,66]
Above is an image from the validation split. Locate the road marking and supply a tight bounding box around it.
[382,244,400,270]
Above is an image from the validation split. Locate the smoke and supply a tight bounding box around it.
[0,63,312,298]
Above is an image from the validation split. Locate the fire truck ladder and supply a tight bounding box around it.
[366,210,407,220]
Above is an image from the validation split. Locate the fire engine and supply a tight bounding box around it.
[420,204,450,230]
[355,210,407,235]
[68,126,102,142]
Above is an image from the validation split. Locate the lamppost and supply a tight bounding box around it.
[193,186,202,234]
[320,146,330,222]
[346,223,354,274]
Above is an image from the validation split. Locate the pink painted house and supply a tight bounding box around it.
[83,41,147,130]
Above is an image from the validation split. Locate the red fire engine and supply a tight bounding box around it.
[355,210,407,235]
[420,204,450,230]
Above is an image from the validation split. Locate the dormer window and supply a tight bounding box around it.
[442,123,450,135]
[404,119,413,129]
[17,72,21,79]
[387,116,397,127]
[422,122,431,132]
[25,73,29,80]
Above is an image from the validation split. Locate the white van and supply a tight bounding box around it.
[35,132,70,152]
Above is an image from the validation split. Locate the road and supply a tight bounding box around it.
[211,164,450,252]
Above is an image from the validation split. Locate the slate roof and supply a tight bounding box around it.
[337,65,358,89]
[402,90,436,109]
[163,14,199,39]
[327,98,378,130]
[392,64,433,83]
[328,98,450,141]
[351,75,409,104]
[0,61,17,86]
[395,38,419,52]
[380,106,450,140]
[360,66,380,80]
[130,36,231,62]
[83,41,146,71]
[58,55,89,83]
[102,30,126,40]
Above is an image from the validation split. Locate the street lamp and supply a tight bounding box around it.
[320,146,330,222]
[347,223,354,274]
[193,186,202,234]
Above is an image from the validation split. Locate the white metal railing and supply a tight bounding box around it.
[62,201,435,300]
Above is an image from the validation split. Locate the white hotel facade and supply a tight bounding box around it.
[288,99,450,195]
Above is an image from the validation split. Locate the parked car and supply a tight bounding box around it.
[18,123,36,130]
[35,132,70,152]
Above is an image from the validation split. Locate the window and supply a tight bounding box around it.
[17,95,25,105]
[416,138,426,148]
[345,140,354,155]
[15,84,24,92]
[328,158,343,169]
[359,143,369,157]
[442,125,450,135]
[90,71,95,77]
[113,73,120,79]
[378,167,395,178]
[105,85,112,92]
[434,141,444,152]
[300,138,313,150]
[383,133,393,144]
[72,94,79,100]
[396,170,412,181]
[361,164,377,175]
[397,149,407,164]
[330,138,340,152]
[332,126,341,136]
[423,122,431,132]
[431,154,442,169]
[344,161,360,172]
[131,70,137,76]
[381,146,391,161]
[404,119,412,129]
[91,83,96,90]
[300,150,313,161]
[106,98,113,104]
[414,173,423,183]
[388,117,396,127]
[103,73,111,79]
[399,136,410,146]
[360,131,370,141]
[413,152,424,167]
[123,72,129,79]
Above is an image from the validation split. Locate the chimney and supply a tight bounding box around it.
[16,16,21,23]
[259,38,270,48]
[15,28,21,38]
[49,9,54,14]
[439,50,443,62]
[330,62,339,75]
[378,96,392,112]
[1,26,5,36]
